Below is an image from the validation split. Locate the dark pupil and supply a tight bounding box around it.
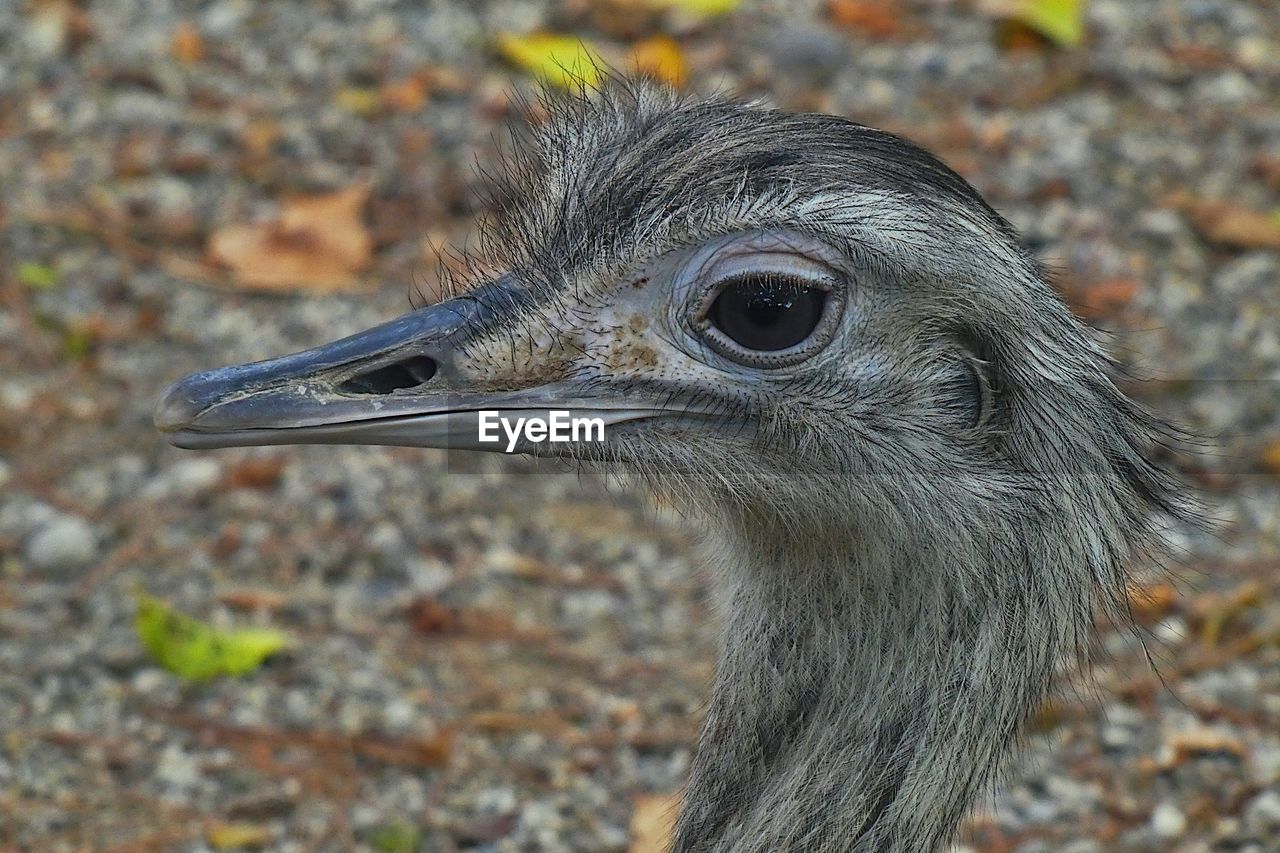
[709,277,826,352]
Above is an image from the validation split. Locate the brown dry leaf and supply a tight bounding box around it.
[826,0,903,38]
[239,118,281,160]
[171,21,204,65]
[1253,154,1280,191]
[1159,727,1246,769]
[1063,276,1140,321]
[1191,580,1263,648]
[629,35,688,87]
[630,793,680,853]
[1168,191,1280,251]
[1260,440,1280,477]
[207,185,373,292]
[381,76,429,112]
[224,457,286,489]
[218,588,288,613]
[1126,580,1177,622]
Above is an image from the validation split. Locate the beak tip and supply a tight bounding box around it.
[154,375,204,437]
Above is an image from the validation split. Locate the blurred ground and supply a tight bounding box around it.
[2,0,1280,850]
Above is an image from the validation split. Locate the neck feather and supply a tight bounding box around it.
[671,519,1096,853]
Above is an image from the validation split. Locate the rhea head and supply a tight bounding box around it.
[156,82,1180,851]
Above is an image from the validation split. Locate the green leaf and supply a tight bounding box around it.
[1013,0,1084,47]
[496,33,603,89]
[62,323,94,360]
[370,821,422,853]
[135,592,286,681]
[17,262,58,290]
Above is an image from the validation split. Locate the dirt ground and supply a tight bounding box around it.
[2,1,1279,850]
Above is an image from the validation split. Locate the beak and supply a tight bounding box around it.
[154,278,673,454]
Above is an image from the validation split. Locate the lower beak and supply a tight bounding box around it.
[154,280,670,453]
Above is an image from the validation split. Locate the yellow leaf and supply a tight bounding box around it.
[135,592,286,681]
[335,87,382,116]
[647,0,742,16]
[496,34,603,89]
[1012,0,1084,47]
[628,35,688,87]
[207,822,273,850]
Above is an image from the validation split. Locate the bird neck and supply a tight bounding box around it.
[671,521,1082,853]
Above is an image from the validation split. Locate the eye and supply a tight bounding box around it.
[706,275,828,353]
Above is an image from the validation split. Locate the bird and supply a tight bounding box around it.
[155,80,1186,852]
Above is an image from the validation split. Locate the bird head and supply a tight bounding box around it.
[157,82,1179,556]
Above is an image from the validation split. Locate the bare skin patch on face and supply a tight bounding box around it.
[453,306,582,392]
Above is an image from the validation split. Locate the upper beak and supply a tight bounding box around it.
[154,278,672,454]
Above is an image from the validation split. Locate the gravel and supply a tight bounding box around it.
[23,514,97,576]
[1,0,1278,850]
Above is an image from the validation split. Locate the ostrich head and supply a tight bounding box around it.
[156,82,1183,851]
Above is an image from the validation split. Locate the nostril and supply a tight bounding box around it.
[339,355,437,395]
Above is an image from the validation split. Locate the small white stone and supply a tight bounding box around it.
[25,515,96,574]
[406,557,452,595]
[168,458,222,496]
[383,698,415,729]
[155,742,200,790]
[1150,801,1187,838]
[1245,790,1280,834]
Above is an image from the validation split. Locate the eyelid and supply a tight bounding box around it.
[690,256,839,327]
[694,251,839,298]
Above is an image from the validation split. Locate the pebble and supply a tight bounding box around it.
[24,514,96,576]
[154,742,201,792]
[145,457,222,499]
[1245,790,1280,835]
[1151,801,1188,838]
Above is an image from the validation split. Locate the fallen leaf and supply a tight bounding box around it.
[381,76,429,112]
[1253,154,1280,191]
[629,35,688,87]
[1260,440,1280,477]
[1126,580,1177,621]
[646,0,741,16]
[370,821,423,853]
[1159,727,1246,769]
[986,0,1083,48]
[224,457,286,490]
[335,86,382,116]
[207,184,373,291]
[17,262,58,290]
[171,21,204,65]
[496,33,604,89]
[135,591,287,681]
[207,822,272,850]
[1010,0,1084,46]
[826,0,903,39]
[1191,580,1263,648]
[630,793,680,853]
[1168,191,1280,250]
[218,588,288,613]
[238,118,281,160]
[1062,276,1140,321]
